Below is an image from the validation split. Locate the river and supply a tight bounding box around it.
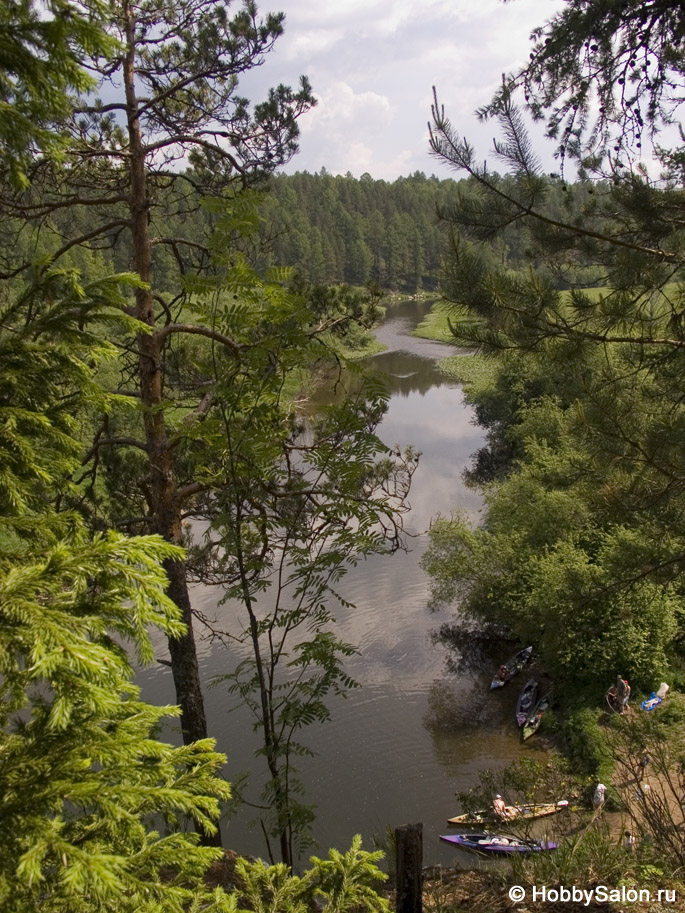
[137,297,534,867]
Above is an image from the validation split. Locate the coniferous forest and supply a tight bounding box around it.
[2,0,685,910]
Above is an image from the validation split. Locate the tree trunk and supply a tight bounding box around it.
[122,1,217,845]
[165,557,209,744]
[395,823,423,913]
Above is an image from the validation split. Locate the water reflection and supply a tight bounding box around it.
[137,298,532,866]
[367,350,454,397]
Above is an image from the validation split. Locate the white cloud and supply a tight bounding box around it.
[301,81,394,131]
[328,142,413,180]
[283,27,344,61]
[241,0,567,179]
[294,84,419,178]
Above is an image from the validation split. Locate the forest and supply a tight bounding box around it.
[2,164,602,295]
[2,0,685,910]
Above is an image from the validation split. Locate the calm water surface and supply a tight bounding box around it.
[138,298,535,866]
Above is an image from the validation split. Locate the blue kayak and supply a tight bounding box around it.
[641,693,662,711]
[440,833,557,854]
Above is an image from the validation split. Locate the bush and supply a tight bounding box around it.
[562,706,614,780]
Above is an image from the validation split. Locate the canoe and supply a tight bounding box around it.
[522,694,550,741]
[490,646,533,690]
[447,799,568,826]
[516,678,538,726]
[440,833,557,854]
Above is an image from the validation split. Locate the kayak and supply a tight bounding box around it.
[522,694,550,741]
[490,646,533,690]
[440,833,557,854]
[516,678,538,726]
[447,799,569,826]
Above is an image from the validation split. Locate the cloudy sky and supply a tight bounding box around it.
[244,0,565,180]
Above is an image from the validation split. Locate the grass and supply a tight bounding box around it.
[333,335,387,360]
[435,353,499,397]
[412,302,463,343]
[414,283,682,349]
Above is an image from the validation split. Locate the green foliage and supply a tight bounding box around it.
[179,204,417,863]
[234,836,389,913]
[456,756,583,821]
[0,266,145,539]
[423,450,681,694]
[0,533,233,913]
[510,823,631,892]
[234,862,307,913]
[425,26,685,704]
[0,259,236,912]
[562,706,614,779]
[0,0,116,187]
[412,301,476,343]
[306,836,389,913]
[510,0,685,166]
[257,171,456,292]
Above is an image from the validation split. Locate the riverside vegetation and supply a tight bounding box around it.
[3,0,685,910]
[418,0,685,901]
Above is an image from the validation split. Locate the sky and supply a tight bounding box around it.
[242,0,566,181]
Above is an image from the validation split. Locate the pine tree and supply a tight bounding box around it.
[0,273,232,913]
[1,0,315,760]
[424,4,685,688]
[0,0,115,187]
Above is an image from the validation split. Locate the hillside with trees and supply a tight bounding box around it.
[257,170,607,293]
[422,0,685,771]
[1,163,607,299]
[3,0,685,907]
[0,0,405,907]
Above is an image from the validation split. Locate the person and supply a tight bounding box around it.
[621,679,631,713]
[657,682,669,700]
[493,795,508,818]
[606,685,619,712]
[498,664,507,681]
[593,782,607,811]
[637,749,651,782]
[624,831,637,853]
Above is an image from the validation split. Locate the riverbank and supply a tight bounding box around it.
[384,289,433,303]
[410,301,501,397]
[412,300,457,342]
[387,865,685,912]
[207,846,685,913]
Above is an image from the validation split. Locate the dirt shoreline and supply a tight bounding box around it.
[388,866,685,912]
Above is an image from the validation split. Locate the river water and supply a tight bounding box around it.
[137,297,533,866]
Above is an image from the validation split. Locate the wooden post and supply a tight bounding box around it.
[395,823,423,913]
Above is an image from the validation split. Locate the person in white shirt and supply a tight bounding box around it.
[593,783,607,811]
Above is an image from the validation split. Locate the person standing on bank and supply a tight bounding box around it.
[593,783,607,812]
[638,749,651,782]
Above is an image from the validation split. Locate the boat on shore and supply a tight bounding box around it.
[516,678,538,726]
[490,646,533,690]
[447,799,568,826]
[522,694,551,741]
[440,833,557,855]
